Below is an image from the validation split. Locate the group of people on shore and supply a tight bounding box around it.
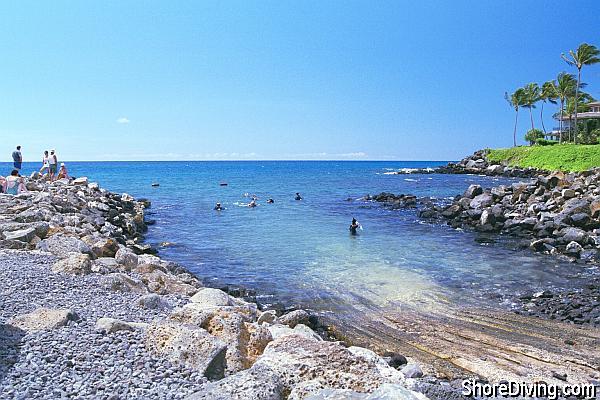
[1,146,70,195]
[38,149,69,181]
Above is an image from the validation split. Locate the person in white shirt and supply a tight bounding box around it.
[48,150,58,181]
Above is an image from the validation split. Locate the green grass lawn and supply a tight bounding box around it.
[487,144,600,172]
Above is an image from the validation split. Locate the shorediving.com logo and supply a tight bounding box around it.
[462,379,597,399]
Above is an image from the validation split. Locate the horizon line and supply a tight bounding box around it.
[0,159,454,163]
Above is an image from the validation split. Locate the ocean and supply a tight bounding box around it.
[3,160,592,318]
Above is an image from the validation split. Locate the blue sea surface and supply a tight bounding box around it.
[3,161,593,315]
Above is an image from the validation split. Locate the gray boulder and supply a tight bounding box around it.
[14,208,52,223]
[490,185,508,199]
[3,227,37,242]
[561,188,576,199]
[145,321,227,380]
[278,309,310,328]
[559,227,589,245]
[91,238,119,258]
[480,209,495,226]
[565,241,583,257]
[91,257,119,274]
[101,273,148,293]
[257,310,278,325]
[469,193,493,209]
[561,198,591,216]
[268,324,321,341]
[8,308,78,331]
[570,213,591,228]
[486,165,504,175]
[37,234,93,258]
[252,335,404,397]
[95,317,148,333]
[401,363,423,378]
[190,288,232,308]
[463,185,483,199]
[52,253,92,275]
[441,204,461,218]
[115,247,138,268]
[302,384,426,400]
[185,363,284,400]
[73,177,88,185]
[137,293,171,310]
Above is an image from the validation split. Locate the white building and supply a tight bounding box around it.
[550,100,600,139]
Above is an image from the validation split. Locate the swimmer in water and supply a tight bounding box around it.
[295,192,302,201]
[266,198,274,204]
[214,202,223,211]
[349,218,360,235]
[248,199,257,208]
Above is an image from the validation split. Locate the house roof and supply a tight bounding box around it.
[558,111,600,120]
[589,101,600,106]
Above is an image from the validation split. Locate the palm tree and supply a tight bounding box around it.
[505,88,526,147]
[564,92,594,142]
[540,81,558,134]
[561,43,600,143]
[545,73,578,143]
[521,83,541,131]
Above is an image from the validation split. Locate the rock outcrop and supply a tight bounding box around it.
[420,168,600,263]
[385,149,541,177]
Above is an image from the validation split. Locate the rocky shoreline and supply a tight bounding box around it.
[373,150,600,328]
[386,149,541,178]
[0,176,431,399]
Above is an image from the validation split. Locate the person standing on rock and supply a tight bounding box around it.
[48,150,58,181]
[39,150,50,175]
[12,146,22,172]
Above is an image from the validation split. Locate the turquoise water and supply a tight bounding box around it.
[3,161,594,314]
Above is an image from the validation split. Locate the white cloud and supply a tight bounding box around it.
[116,117,130,124]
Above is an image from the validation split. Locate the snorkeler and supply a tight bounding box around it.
[266,198,274,204]
[349,218,360,235]
[214,202,223,211]
[295,192,302,201]
[248,199,257,208]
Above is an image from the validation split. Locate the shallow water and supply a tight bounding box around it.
[4,161,596,315]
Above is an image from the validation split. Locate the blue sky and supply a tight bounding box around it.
[0,1,599,161]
